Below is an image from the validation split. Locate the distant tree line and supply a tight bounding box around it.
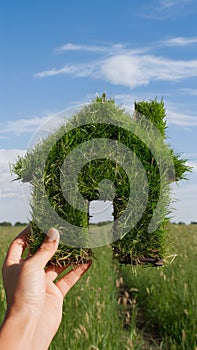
[171,221,197,225]
[0,221,28,227]
[89,220,113,226]
[0,220,197,227]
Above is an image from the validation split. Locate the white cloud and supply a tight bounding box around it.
[159,0,192,9]
[35,65,80,78]
[0,113,64,136]
[100,54,197,87]
[0,149,27,199]
[163,36,197,46]
[0,148,31,224]
[34,62,99,78]
[180,88,197,96]
[35,46,197,90]
[140,0,194,20]
[166,107,197,126]
[0,116,50,134]
[0,148,26,166]
[55,42,139,55]
[100,55,149,88]
[55,43,110,53]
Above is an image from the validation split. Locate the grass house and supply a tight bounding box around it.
[13,94,191,266]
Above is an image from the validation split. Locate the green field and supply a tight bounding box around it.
[0,224,197,349]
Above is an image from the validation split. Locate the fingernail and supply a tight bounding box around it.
[46,228,60,242]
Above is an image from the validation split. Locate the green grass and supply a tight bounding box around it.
[120,224,197,349]
[0,226,22,324]
[0,224,197,349]
[50,246,129,350]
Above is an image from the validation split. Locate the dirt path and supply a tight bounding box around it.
[116,274,165,349]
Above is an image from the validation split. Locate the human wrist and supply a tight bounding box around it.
[0,307,37,350]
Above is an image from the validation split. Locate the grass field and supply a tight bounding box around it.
[0,224,197,349]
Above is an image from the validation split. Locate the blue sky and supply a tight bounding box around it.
[0,0,197,224]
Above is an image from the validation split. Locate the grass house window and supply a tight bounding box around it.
[89,200,114,225]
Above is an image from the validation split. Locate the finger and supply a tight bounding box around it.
[4,226,30,267]
[29,228,59,269]
[56,260,92,297]
[45,265,69,282]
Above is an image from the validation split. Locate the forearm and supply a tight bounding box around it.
[0,309,37,350]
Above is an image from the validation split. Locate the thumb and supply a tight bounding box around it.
[29,228,60,269]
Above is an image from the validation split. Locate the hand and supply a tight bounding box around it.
[0,226,92,350]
